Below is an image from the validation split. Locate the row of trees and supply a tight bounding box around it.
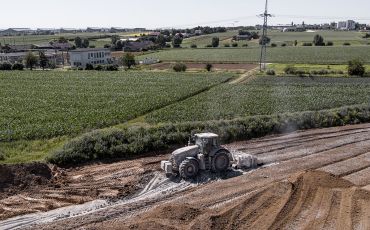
[4,52,50,70]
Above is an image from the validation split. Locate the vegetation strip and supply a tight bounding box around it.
[48,104,370,166]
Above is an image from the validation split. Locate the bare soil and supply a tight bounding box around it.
[1,123,370,229]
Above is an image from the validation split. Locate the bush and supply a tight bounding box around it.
[271,43,277,47]
[172,63,187,72]
[343,42,351,46]
[348,59,365,77]
[224,43,230,47]
[326,41,334,46]
[302,42,312,46]
[313,34,325,46]
[190,44,197,48]
[242,44,248,47]
[281,43,287,47]
[165,44,171,48]
[205,44,213,48]
[47,104,370,166]
[0,152,5,161]
[105,65,119,71]
[0,62,12,70]
[232,43,238,47]
[95,65,103,71]
[85,63,94,70]
[12,63,24,70]
[266,69,276,75]
[205,63,213,72]
[211,37,220,47]
[284,65,297,74]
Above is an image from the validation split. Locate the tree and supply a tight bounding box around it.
[121,53,136,69]
[259,36,271,45]
[348,59,365,77]
[25,52,38,70]
[82,39,90,48]
[156,34,167,48]
[211,37,220,47]
[58,37,68,43]
[75,37,82,48]
[39,51,48,70]
[172,35,183,48]
[294,40,298,46]
[206,63,213,72]
[313,34,325,46]
[111,35,120,45]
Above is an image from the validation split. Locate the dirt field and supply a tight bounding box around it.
[1,123,370,229]
[149,62,258,71]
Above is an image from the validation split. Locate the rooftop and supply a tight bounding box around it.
[195,133,219,138]
[70,48,110,52]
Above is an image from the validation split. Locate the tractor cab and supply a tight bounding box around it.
[194,133,220,156]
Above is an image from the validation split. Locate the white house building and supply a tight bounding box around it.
[337,20,356,30]
[69,48,112,68]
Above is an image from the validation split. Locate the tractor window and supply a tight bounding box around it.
[213,139,218,146]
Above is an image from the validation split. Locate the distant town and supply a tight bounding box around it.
[0,20,369,70]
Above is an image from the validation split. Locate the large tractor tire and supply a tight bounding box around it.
[179,159,199,179]
[212,151,230,172]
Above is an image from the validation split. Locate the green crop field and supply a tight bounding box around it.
[269,30,365,41]
[145,76,370,123]
[182,31,238,47]
[0,71,232,141]
[138,46,370,64]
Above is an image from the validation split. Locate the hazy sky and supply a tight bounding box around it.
[1,0,369,29]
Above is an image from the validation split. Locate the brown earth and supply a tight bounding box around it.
[1,123,370,229]
[149,62,258,70]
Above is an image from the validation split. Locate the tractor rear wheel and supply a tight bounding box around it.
[212,151,230,172]
[179,159,199,179]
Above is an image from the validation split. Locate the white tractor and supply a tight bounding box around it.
[161,133,257,179]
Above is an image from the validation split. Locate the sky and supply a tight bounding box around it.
[1,0,369,29]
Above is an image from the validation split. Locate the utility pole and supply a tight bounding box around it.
[259,0,272,71]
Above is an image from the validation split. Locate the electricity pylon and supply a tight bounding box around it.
[259,0,272,71]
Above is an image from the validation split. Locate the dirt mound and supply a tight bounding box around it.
[121,170,370,230]
[0,163,52,199]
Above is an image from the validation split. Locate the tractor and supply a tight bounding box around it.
[161,133,233,179]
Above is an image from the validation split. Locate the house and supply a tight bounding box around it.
[2,44,34,53]
[0,52,28,64]
[0,28,33,36]
[59,28,79,34]
[337,20,356,30]
[234,35,252,41]
[194,30,202,35]
[123,41,155,52]
[69,48,112,68]
[139,57,159,65]
[110,27,126,33]
[147,32,161,38]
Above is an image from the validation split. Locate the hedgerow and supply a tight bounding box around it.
[47,104,370,166]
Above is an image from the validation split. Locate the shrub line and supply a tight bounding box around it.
[47,104,370,166]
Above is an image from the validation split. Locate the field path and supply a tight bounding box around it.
[1,123,370,229]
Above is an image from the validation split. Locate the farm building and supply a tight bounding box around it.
[123,41,155,52]
[0,52,27,64]
[234,35,252,41]
[69,48,112,68]
[0,28,33,36]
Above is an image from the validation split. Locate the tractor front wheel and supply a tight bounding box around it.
[179,159,199,179]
